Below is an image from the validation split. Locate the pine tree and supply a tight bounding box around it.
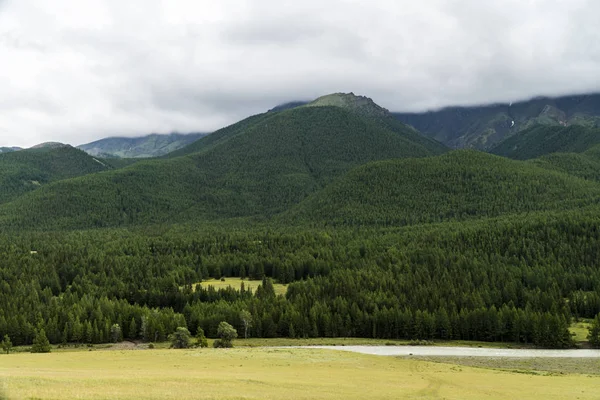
[31,328,51,353]
[1,334,12,354]
[128,318,138,340]
[588,315,600,348]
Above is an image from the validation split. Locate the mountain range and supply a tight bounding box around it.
[393,93,600,149]
[77,132,207,158]
[1,91,600,232]
[3,91,600,350]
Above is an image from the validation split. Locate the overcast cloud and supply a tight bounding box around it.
[1,0,599,147]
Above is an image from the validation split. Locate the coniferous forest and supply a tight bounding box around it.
[2,94,600,349]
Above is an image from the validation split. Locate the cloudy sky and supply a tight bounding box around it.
[1,0,599,147]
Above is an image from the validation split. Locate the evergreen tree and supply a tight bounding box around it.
[588,315,600,348]
[31,329,51,353]
[195,328,208,348]
[1,334,12,354]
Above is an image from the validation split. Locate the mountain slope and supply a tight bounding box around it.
[0,145,111,204]
[78,133,207,158]
[171,93,447,159]
[394,93,600,149]
[490,125,600,160]
[284,150,600,226]
[0,103,445,230]
[527,144,600,182]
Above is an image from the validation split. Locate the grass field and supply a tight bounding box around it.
[570,320,592,343]
[197,278,288,296]
[1,348,599,400]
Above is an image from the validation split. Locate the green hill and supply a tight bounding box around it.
[284,150,600,226]
[170,93,446,158]
[490,125,600,160]
[0,102,446,230]
[528,144,600,182]
[78,133,207,158]
[394,93,600,149]
[0,145,111,204]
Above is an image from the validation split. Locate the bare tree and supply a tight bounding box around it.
[240,310,253,339]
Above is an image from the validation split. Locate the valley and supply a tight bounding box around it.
[1,92,600,398]
[1,348,599,400]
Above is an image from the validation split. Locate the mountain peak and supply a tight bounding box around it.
[29,142,70,150]
[307,93,390,118]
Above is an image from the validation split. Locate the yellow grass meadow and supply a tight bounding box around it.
[198,278,288,296]
[1,348,599,400]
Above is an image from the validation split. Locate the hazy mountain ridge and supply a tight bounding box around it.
[0,147,22,153]
[490,125,600,160]
[0,94,446,230]
[2,92,600,232]
[78,133,207,158]
[393,93,600,149]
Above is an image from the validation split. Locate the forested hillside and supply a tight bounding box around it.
[4,206,599,348]
[0,104,446,230]
[530,145,600,182]
[490,125,600,160]
[285,150,600,226]
[2,92,600,350]
[394,93,600,149]
[0,145,111,204]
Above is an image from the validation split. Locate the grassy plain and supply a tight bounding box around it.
[570,320,592,344]
[1,348,599,400]
[197,278,288,296]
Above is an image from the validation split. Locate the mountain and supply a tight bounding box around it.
[489,125,600,160]
[393,93,600,150]
[0,145,111,204]
[284,150,600,226]
[172,93,446,159]
[78,133,207,158]
[0,94,447,230]
[0,147,21,153]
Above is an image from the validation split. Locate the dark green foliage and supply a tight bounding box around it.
[1,93,599,350]
[491,125,600,160]
[31,328,51,353]
[588,315,600,348]
[195,328,208,348]
[0,145,110,204]
[286,150,600,226]
[169,327,192,349]
[213,322,237,348]
[529,144,600,183]
[110,324,123,343]
[1,334,12,354]
[0,106,445,230]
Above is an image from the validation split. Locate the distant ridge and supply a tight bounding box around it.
[30,142,68,149]
[78,132,207,158]
[0,147,22,153]
[393,93,600,149]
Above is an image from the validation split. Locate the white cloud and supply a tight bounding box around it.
[1,0,599,147]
